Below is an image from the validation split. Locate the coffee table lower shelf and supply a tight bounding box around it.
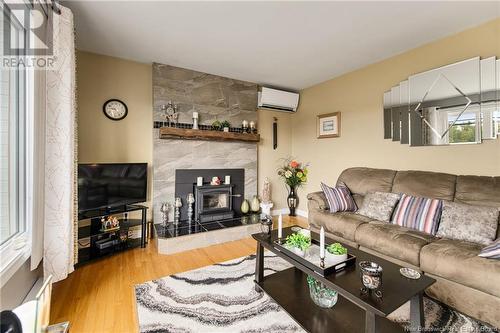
[255,267,404,333]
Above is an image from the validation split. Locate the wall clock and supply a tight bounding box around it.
[103,99,128,121]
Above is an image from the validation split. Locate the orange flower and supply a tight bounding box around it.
[290,160,299,168]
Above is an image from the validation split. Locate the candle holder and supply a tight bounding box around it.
[187,193,195,222]
[174,197,182,225]
[160,202,171,226]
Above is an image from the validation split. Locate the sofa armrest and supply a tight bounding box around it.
[307,191,329,211]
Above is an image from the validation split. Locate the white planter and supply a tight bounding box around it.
[223,127,229,132]
[326,252,348,267]
[286,245,306,257]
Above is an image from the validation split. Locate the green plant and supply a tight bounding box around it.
[211,120,222,130]
[284,233,311,251]
[221,120,231,128]
[327,243,347,255]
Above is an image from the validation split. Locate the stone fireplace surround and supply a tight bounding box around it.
[152,63,258,224]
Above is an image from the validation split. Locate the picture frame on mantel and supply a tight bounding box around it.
[317,112,341,138]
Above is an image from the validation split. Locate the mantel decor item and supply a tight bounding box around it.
[317,112,341,138]
[277,158,309,216]
[359,261,383,298]
[192,111,199,130]
[161,101,179,127]
[250,195,260,213]
[221,120,231,132]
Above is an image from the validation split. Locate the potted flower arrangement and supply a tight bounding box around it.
[211,119,222,131]
[284,232,311,257]
[277,158,309,216]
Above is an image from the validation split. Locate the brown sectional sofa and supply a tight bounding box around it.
[307,167,500,328]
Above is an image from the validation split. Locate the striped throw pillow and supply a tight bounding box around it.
[479,238,500,259]
[391,194,443,235]
[320,182,357,213]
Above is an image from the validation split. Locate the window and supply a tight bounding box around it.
[0,2,30,280]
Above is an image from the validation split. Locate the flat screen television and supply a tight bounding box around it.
[78,163,148,213]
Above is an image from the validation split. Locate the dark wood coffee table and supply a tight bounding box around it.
[252,226,436,333]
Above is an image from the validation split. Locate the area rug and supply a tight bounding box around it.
[135,254,498,333]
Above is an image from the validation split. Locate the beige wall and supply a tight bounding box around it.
[77,51,153,208]
[258,109,292,211]
[292,18,500,209]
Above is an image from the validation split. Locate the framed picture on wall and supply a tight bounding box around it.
[317,112,341,138]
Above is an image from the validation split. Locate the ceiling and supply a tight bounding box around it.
[63,1,500,90]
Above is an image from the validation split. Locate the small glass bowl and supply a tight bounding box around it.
[306,275,338,308]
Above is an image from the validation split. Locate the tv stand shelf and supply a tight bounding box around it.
[76,204,148,266]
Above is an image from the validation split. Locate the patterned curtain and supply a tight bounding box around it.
[44,6,76,282]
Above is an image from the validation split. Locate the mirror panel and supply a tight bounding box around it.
[480,57,496,139]
[400,80,409,144]
[408,57,480,146]
[391,86,401,141]
[383,91,392,139]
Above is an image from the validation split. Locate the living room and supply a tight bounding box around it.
[1,1,499,333]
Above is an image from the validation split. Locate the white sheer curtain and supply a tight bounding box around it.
[43,5,76,282]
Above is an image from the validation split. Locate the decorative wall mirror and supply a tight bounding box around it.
[383,56,500,146]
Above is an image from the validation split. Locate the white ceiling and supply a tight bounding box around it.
[63,1,500,90]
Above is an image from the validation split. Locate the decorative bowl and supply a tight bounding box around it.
[307,275,338,308]
[359,261,383,290]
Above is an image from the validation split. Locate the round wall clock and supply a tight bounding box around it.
[103,99,128,121]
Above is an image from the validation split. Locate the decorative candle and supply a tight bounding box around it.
[225,175,231,184]
[242,120,248,128]
[320,226,325,259]
[197,177,203,186]
[193,111,199,119]
[278,213,283,238]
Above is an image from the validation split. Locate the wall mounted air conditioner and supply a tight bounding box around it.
[258,87,299,112]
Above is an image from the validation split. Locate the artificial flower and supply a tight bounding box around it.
[290,160,299,168]
[285,170,293,178]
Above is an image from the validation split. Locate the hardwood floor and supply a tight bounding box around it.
[50,216,307,333]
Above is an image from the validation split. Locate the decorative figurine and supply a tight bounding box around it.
[187,193,195,222]
[260,178,274,216]
[160,202,171,226]
[161,101,179,127]
[174,197,182,225]
[260,215,273,237]
[250,195,260,213]
[210,176,222,185]
[241,199,250,214]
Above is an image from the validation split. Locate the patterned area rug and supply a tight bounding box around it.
[135,254,498,333]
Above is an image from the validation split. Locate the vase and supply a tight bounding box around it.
[241,199,250,214]
[287,186,298,216]
[250,195,260,212]
[307,275,338,308]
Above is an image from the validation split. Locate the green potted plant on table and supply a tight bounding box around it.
[284,232,311,257]
[277,158,309,216]
[326,243,347,263]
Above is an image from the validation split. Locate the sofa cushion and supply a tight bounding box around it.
[336,167,396,196]
[455,175,500,208]
[436,201,499,246]
[320,183,357,213]
[308,211,371,242]
[356,191,401,222]
[391,194,443,235]
[420,239,500,298]
[479,238,500,259]
[392,170,456,201]
[355,222,436,266]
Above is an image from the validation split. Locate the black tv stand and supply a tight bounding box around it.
[77,204,148,266]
